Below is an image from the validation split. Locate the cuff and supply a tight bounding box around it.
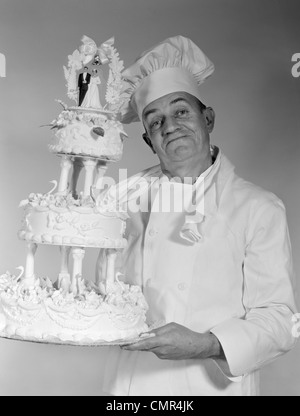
[210,318,255,378]
[212,358,244,383]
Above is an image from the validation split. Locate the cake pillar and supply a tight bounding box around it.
[71,159,83,199]
[83,159,97,197]
[95,249,108,292]
[106,249,117,292]
[58,246,71,291]
[58,155,73,194]
[24,243,38,285]
[95,161,108,190]
[71,247,85,295]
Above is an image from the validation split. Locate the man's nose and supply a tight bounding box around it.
[162,116,180,135]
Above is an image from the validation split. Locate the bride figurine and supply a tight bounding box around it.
[81,68,102,109]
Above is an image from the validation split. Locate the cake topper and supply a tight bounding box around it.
[63,36,125,113]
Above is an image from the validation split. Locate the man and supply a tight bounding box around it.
[78,66,91,106]
[101,36,297,396]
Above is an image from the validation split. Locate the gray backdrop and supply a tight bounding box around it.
[0,0,299,396]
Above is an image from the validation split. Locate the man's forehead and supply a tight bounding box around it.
[143,92,195,118]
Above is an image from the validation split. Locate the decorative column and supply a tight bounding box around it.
[58,155,73,194]
[24,243,38,286]
[105,248,117,292]
[71,247,85,295]
[95,249,107,289]
[95,161,108,190]
[70,158,83,199]
[82,159,97,197]
[58,246,71,292]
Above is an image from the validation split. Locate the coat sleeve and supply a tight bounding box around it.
[211,197,298,377]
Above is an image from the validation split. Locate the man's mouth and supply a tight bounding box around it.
[165,136,187,147]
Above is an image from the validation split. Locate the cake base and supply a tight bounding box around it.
[0,272,149,346]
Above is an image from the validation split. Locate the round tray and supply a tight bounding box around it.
[0,331,155,347]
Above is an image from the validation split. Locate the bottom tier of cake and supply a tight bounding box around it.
[0,272,149,345]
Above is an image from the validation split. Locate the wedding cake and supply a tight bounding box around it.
[0,36,149,345]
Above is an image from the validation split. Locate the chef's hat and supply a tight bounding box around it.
[121,35,214,123]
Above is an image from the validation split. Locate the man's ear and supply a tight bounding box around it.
[142,133,157,154]
[203,107,215,133]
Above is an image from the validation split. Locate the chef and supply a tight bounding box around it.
[101,36,297,396]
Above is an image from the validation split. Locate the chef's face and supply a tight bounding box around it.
[142,92,214,164]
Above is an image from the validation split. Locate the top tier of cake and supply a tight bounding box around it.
[49,107,127,161]
[46,35,128,161]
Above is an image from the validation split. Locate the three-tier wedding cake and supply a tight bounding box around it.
[0,36,149,345]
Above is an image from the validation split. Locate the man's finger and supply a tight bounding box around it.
[121,334,159,351]
[148,323,177,336]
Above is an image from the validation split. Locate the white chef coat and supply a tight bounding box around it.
[101,146,297,396]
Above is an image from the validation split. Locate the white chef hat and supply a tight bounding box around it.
[120,35,214,123]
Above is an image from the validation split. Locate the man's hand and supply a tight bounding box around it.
[122,323,223,361]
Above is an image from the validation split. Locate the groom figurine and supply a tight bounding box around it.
[78,66,91,106]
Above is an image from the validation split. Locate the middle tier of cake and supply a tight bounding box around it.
[18,193,128,249]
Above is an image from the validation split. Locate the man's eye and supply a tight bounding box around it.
[176,109,189,117]
[150,120,162,130]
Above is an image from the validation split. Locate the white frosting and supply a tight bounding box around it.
[19,207,127,249]
[0,40,148,346]
[0,272,149,344]
[49,109,127,160]
[19,193,128,249]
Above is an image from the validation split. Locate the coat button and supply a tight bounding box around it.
[148,228,157,237]
[178,283,187,291]
[145,279,151,287]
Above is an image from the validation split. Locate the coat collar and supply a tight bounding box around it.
[134,145,236,243]
[153,146,236,243]
[98,146,236,244]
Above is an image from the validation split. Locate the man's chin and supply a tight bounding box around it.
[166,146,195,161]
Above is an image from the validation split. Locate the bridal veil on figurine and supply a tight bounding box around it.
[81,69,103,109]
